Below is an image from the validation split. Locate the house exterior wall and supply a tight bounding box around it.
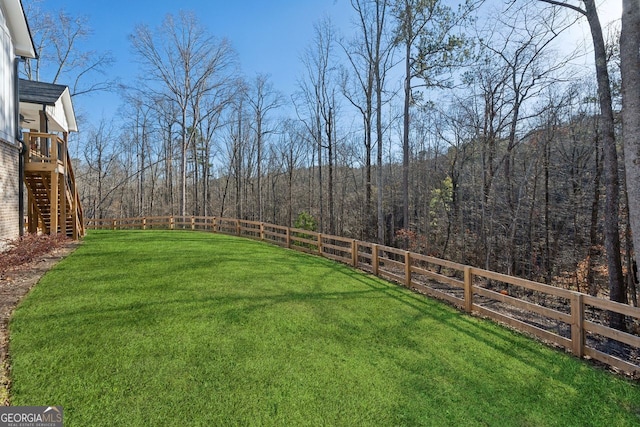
[0,139,19,244]
[0,5,16,143]
[0,5,20,244]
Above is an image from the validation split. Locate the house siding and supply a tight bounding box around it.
[0,5,19,244]
[0,5,15,143]
[0,139,19,243]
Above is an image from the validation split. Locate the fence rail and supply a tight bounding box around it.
[86,216,640,375]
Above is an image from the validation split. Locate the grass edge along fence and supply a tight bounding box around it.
[86,216,640,376]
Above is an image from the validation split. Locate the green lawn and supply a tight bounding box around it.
[9,230,640,426]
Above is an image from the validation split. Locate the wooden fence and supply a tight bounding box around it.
[86,216,640,375]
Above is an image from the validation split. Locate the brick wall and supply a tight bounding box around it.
[0,138,19,244]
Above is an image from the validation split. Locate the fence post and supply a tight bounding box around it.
[170,216,174,230]
[351,240,358,267]
[112,219,116,230]
[464,266,473,313]
[142,217,146,230]
[286,227,291,248]
[236,219,240,236]
[570,292,585,358]
[405,251,411,288]
[317,233,323,256]
[212,217,217,233]
[191,216,195,230]
[260,223,265,240]
[372,244,379,276]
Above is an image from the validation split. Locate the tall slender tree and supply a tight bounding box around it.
[539,0,626,327]
[130,12,237,217]
[248,74,283,222]
[342,0,395,241]
[621,0,640,295]
[296,18,340,233]
[393,0,476,233]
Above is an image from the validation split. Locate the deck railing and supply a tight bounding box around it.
[24,132,65,165]
[86,216,640,375]
[23,132,84,238]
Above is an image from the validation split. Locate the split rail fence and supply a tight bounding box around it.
[87,216,640,375]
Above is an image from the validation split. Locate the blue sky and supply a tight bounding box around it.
[25,0,621,130]
[27,0,354,126]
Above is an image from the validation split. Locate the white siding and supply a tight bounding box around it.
[0,5,16,145]
[0,5,19,243]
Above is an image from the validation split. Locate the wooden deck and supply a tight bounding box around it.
[23,132,84,239]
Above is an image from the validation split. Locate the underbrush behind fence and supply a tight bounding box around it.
[86,216,640,376]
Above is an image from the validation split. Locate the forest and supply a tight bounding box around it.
[22,0,640,311]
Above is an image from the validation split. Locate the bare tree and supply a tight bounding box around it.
[248,74,283,222]
[278,120,309,226]
[539,0,626,328]
[296,17,341,233]
[393,0,477,233]
[342,0,395,240]
[480,4,573,274]
[22,2,115,96]
[119,94,155,217]
[79,120,118,219]
[130,12,237,217]
[219,83,251,219]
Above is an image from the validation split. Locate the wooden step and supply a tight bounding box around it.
[25,169,82,238]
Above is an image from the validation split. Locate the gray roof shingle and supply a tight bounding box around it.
[19,79,68,105]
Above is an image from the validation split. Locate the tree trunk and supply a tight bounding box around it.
[376,75,384,244]
[257,120,263,222]
[583,0,626,330]
[317,105,324,233]
[621,0,640,305]
[181,109,188,218]
[165,122,174,216]
[327,107,335,235]
[402,37,411,231]
[587,131,602,296]
[365,119,372,238]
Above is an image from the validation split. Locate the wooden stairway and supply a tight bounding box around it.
[23,132,84,239]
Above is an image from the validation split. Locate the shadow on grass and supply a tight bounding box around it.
[11,230,640,425]
[56,232,595,372]
[48,232,583,374]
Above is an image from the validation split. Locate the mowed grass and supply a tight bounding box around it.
[8,230,640,426]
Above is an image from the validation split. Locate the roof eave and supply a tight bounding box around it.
[60,87,78,132]
[2,0,37,59]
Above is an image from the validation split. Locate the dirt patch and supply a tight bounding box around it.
[0,239,80,406]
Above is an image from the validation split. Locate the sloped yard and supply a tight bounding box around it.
[8,230,640,426]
